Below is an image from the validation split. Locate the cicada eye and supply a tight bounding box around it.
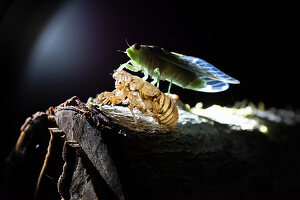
[134,43,140,50]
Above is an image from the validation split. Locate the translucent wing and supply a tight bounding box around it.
[146,46,240,84]
[168,52,240,84]
[197,76,229,92]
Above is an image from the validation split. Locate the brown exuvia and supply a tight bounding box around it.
[98,70,178,129]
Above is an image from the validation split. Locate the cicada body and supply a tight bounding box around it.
[119,43,239,93]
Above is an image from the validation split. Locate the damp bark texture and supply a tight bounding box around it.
[5,96,300,200]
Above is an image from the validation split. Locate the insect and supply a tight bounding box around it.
[98,70,178,129]
[118,43,240,93]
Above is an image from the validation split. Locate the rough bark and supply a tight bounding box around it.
[5,96,300,200]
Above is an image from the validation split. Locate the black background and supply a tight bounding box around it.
[0,0,298,195]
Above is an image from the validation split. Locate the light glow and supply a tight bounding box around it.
[190,103,268,134]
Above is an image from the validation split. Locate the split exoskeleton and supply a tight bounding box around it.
[98,70,178,129]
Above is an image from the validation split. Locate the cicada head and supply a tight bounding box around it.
[113,70,132,90]
[125,44,165,73]
[125,43,149,66]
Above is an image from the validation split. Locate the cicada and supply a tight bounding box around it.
[119,43,240,93]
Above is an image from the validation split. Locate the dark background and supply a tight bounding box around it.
[0,0,298,195]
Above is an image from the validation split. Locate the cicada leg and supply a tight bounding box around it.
[97,92,111,105]
[142,70,148,81]
[167,79,173,94]
[119,60,142,72]
[154,68,160,88]
[98,91,124,106]
[118,61,129,71]
[128,103,139,128]
[151,79,157,85]
[152,68,161,88]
